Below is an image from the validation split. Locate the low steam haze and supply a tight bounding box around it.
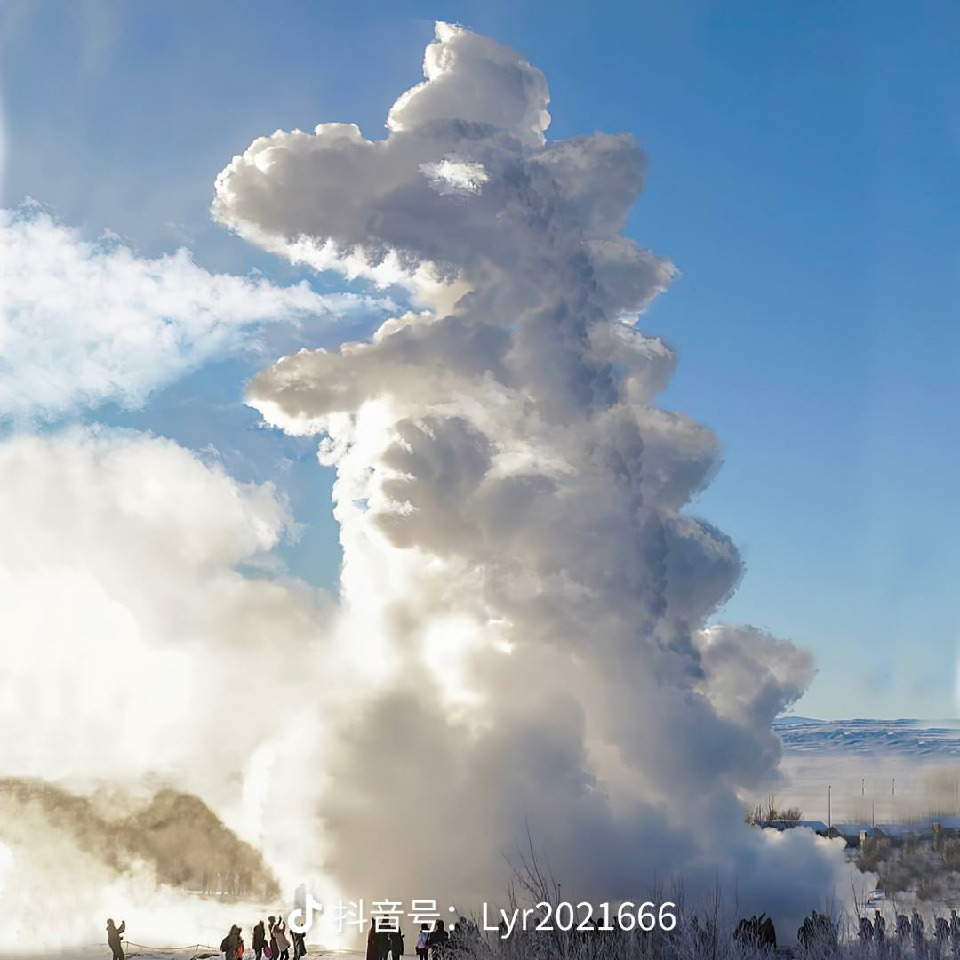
[1,17,893,955]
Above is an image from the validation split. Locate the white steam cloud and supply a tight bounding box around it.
[211,20,853,933]
[0,21,861,952]
[0,428,342,950]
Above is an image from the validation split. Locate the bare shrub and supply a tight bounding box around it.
[745,796,804,826]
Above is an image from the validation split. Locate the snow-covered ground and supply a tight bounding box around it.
[5,950,362,960]
[775,717,960,758]
[17,718,960,958]
[762,718,960,825]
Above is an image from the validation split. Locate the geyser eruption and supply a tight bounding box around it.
[0,21,863,955]
[210,20,852,932]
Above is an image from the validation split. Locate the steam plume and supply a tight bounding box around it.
[210,20,854,933]
[0,21,862,953]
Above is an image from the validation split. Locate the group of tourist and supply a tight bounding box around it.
[859,907,960,952]
[368,916,482,960]
[104,912,482,959]
[220,915,307,960]
[216,913,481,960]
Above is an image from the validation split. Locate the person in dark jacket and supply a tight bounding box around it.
[291,928,307,959]
[428,920,448,958]
[389,927,405,959]
[106,919,125,960]
[253,920,267,960]
[365,918,381,960]
[220,924,242,959]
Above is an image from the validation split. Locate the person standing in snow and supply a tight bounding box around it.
[220,924,243,960]
[428,920,448,958]
[365,918,379,960]
[253,920,267,960]
[415,924,430,960]
[273,915,291,960]
[106,918,125,960]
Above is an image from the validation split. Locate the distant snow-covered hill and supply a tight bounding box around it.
[774,717,960,758]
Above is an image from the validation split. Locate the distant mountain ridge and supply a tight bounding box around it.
[774,717,960,758]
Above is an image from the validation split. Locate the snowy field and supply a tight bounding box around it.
[16,719,960,959]
[756,718,960,824]
[776,718,960,758]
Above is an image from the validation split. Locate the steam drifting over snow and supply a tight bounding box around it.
[211,20,854,930]
[0,428,343,951]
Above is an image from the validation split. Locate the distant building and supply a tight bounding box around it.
[826,824,876,848]
[875,823,931,842]
[754,817,960,849]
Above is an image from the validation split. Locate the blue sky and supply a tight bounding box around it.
[2,0,958,718]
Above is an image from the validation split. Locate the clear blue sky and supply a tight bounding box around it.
[2,0,958,718]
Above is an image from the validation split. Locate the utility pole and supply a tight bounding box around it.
[828,784,832,829]
[892,778,896,798]
[862,777,865,797]
[872,799,876,827]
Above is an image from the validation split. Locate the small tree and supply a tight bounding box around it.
[745,796,803,825]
